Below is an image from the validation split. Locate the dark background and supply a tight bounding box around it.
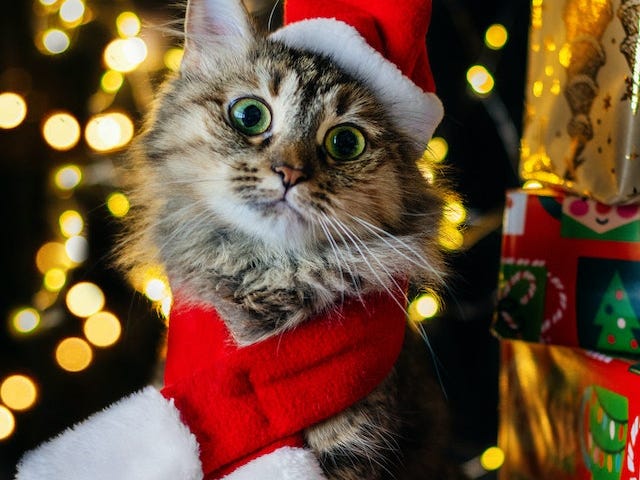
[0,0,529,477]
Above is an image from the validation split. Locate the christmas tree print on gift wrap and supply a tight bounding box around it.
[577,258,640,355]
[594,273,640,352]
[581,386,629,480]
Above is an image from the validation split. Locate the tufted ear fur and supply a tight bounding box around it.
[182,0,256,71]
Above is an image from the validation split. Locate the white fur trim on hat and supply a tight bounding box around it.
[15,387,202,480]
[270,18,443,157]
[221,446,327,480]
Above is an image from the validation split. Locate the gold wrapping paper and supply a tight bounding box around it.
[521,0,640,205]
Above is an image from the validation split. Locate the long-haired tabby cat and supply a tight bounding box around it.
[117,0,463,478]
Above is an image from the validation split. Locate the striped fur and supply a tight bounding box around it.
[116,1,461,478]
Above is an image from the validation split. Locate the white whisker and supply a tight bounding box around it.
[347,214,446,286]
[416,321,448,401]
[321,213,407,312]
[348,215,433,272]
[316,217,347,301]
[319,213,366,305]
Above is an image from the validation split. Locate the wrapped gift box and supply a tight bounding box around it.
[499,339,640,480]
[493,188,640,356]
[519,0,640,204]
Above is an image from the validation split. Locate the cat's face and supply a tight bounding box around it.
[138,0,442,255]
[145,45,416,251]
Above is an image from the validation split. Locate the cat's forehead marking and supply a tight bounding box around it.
[268,69,283,97]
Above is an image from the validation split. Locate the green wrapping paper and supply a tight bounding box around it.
[520,0,640,205]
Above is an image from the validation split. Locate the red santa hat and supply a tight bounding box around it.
[271,0,443,157]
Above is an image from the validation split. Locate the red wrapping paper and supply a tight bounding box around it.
[494,188,640,356]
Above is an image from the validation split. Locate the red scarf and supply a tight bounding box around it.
[161,288,407,479]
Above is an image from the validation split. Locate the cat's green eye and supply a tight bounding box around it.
[228,97,272,136]
[323,124,366,161]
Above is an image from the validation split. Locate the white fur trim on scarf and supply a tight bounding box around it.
[270,18,444,158]
[15,387,202,480]
[221,446,328,480]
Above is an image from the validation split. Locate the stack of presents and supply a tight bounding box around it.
[493,0,640,478]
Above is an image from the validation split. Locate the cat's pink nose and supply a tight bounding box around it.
[272,164,307,188]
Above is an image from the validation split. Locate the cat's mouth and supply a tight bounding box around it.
[254,198,307,223]
[276,199,307,220]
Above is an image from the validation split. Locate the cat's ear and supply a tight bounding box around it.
[182,0,255,71]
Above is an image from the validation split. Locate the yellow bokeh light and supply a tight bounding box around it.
[544,38,556,52]
[65,235,89,264]
[55,337,93,372]
[523,180,544,190]
[104,37,148,73]
[408,292,440,323]
[160,295,172,318]
[106,192,130,217]
[559,43,572,68]
[33,290,58,312]
[480,446,505,471]
[466,65,495,95]
[11,308,40,334]
[532,80,544,98]
[66,282,105,318]
[0,92,27,129]
[59,210,84,237]
[418,164,435,184]
[416,293,440,319]
[39,0,58,5]
[1,375,38,411]
[116,11,141,38]
[54,164,82,190]
[33,290,58,311]
[84,311,121,347]
[130,265,156,292]
[0,406,15,441]
[59,0,85,23]
[36,242,72,273]
[85,112,134,152]
[423,137,449,163]
[42,112,81,151]
[443,200,467,225]
[44,268,67,292]
[485,24,508,50]
[164,48,184,72]
[100,70,124,94]
[439,226,464,251]
[42,29,70,55]
[145,278,169,302]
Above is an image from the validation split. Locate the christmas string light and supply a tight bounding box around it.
[0,92,28,129]
[1,0,179,442]
[11,308,41,335]
[42,112,81,151]
[467,64,495,95]
[0,406,15,441]
[0,376,38,412]
[485,24,508,50]
[424,136,449,163]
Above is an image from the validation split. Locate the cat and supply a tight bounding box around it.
[116,0,463,478]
